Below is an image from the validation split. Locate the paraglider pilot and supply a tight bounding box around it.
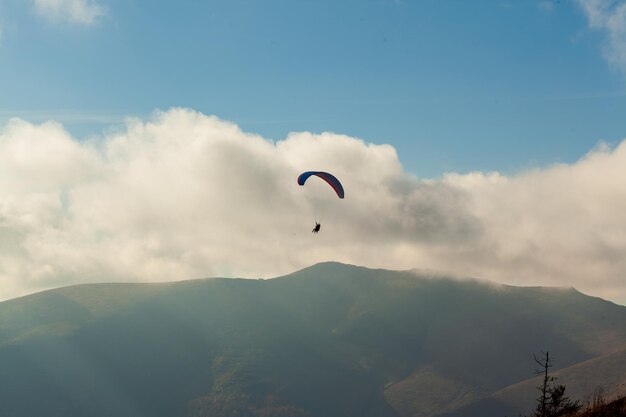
[297,171,343,235]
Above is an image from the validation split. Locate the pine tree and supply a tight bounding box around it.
[531,351,581,417]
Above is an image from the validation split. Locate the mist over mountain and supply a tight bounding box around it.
[1,262,625,417]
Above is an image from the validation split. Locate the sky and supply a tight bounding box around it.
[1,0,626,304]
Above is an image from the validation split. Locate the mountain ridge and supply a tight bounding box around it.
[1,262,625,417]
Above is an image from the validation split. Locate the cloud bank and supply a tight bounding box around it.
[1,108,626,303]
[578,0,626,76]
[34,0,106,25]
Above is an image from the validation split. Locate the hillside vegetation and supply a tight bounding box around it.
[577,395,626,417]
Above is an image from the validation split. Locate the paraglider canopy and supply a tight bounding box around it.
[297,171,345,199]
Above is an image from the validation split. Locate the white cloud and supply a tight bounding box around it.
[578,0,626,76]
[1,108,626,305]
[34,0,106,25]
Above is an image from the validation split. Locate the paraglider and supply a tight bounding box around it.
[297,171,344,234]
[297,171,344,199]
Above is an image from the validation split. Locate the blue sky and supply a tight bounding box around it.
[1,0,625,177]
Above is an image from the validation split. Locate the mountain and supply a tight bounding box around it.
[444,345,626,417]
[0,262,625,417]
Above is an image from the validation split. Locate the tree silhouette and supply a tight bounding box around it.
[531,351,581,417]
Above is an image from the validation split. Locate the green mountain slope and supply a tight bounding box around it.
[0,262,625,417]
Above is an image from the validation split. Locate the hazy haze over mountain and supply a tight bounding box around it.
[1,262,625,417]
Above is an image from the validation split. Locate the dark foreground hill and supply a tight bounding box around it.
[1,262,625,417]
[577,395,626,417]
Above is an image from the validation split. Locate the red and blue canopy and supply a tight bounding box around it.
[297,171,344,199]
